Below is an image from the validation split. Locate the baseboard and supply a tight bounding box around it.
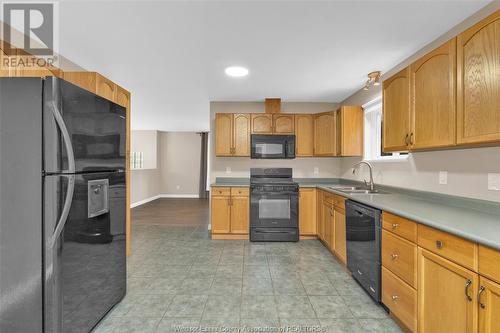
[131,195,162,208]
[130,193,200,208]
[160,194,200,199]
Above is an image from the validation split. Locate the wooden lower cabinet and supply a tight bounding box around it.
[299,188,316,235]
[322,201,333,249]
[382,267,417,332]
[478,277,500,333]
[418,248,478,333]
[229,195,249,234]
[211,187,249,237]
[316,190,325,241]
[333,208,346,264]
[211,195,231,233]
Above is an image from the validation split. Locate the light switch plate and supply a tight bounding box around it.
[313,167,319,175]
[225,167,231,174]
[439,171,448,185]
[488,173,500,191]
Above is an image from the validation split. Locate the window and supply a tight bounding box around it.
[363,96,408,161]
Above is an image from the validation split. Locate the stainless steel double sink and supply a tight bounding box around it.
[326,185,387,194]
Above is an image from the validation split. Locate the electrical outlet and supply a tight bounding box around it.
[488,173,500,191]
[439,171,448,185]
[313,167,319,176]
[225,167,231,174]
[176,185,181,190]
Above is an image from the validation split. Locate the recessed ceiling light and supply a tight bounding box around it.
[225,66,249,77]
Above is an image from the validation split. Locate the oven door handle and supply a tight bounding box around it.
[254,230,295,234]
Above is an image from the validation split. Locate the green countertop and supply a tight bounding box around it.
[212,177,500,250]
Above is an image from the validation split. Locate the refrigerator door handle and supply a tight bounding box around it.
[50,101,75,174]
[50,174,75,247]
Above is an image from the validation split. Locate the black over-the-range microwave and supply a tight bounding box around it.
[251,134,295,159]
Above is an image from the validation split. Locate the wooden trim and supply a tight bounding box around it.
[265,98,281,113]
[211,234,249,240]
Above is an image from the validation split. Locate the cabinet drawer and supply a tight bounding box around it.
[331,194,345,210]
[231,187,249,196]
[211,187,231,196]
[382,230,417,288]
[382,212,417,243]
[418,224,478,271]
[478,245,500,284]
[382,267,417,333]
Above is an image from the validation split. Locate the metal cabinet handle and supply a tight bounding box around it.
[391,253,399,260]
[392,295,399,301]
[478,286,486,309]
[436,240,444,249]
[392,223,399,229]
[405,134,409,145]
[410,133,414,145]
[329,208,333,216]
[465,279,473,302]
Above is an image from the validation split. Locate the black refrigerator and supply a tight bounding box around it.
[0,77,127,332]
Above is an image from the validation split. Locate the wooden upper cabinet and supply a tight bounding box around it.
[233,113,250,156]
[273,114,294,134]
[314,111,337,156]
[383,67,410,152]
[478,276,500,333]
[410,39,456,150]
[251,114,273,134]
[96,73,117,101]
[337,106,363,156]
[63,71,98,93]
[457,11,500,145]
[418,248,478,333]
[116,85,131,108]
[295,114,314,156]
[215,113,233,156]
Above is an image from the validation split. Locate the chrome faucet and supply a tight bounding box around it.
[352,161,375,191]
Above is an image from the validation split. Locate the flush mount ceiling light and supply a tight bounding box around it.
[225,66,249,77]
[363,71,381,90]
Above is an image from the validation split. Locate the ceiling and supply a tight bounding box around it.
[58,1,489,131]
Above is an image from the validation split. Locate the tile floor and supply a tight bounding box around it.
[93,224,403,333]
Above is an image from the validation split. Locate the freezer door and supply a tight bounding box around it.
[44,172,126,333]
[43,77,126,174]
[0,78,44,332]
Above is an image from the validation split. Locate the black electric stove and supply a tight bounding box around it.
[250,168,299,242]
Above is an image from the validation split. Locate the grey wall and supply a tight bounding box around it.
[131,131,162,204]
[340,2,500,202]
[209,102,341,182]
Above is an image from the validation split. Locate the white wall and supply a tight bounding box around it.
[131,131,162,205]
[160,132,201,196]
[340,3,500,203]
[210,102,341,182]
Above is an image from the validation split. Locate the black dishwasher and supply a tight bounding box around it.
[345,200,382,302]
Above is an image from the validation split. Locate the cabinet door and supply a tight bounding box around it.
[230,195,249,234]
[233,113,250,156]
[116,85,131,108]
[333,208,346,264]
[457,11,500,145]
[211,196,231,234]
[418,248,478,333]
[314,112,336,156]
[410,39,456,150]
[251,114,273,134]
[95,73,117,101]
[322,202,333,249]
[479,276,500,333]
[215,113,233,156]
[295,114,314,156]
[338,106,363,156]
[299,188,316,235]
[273,114,294,134]
[62,71,98,94]
[383,67,410,152]
[316,191,324,240]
